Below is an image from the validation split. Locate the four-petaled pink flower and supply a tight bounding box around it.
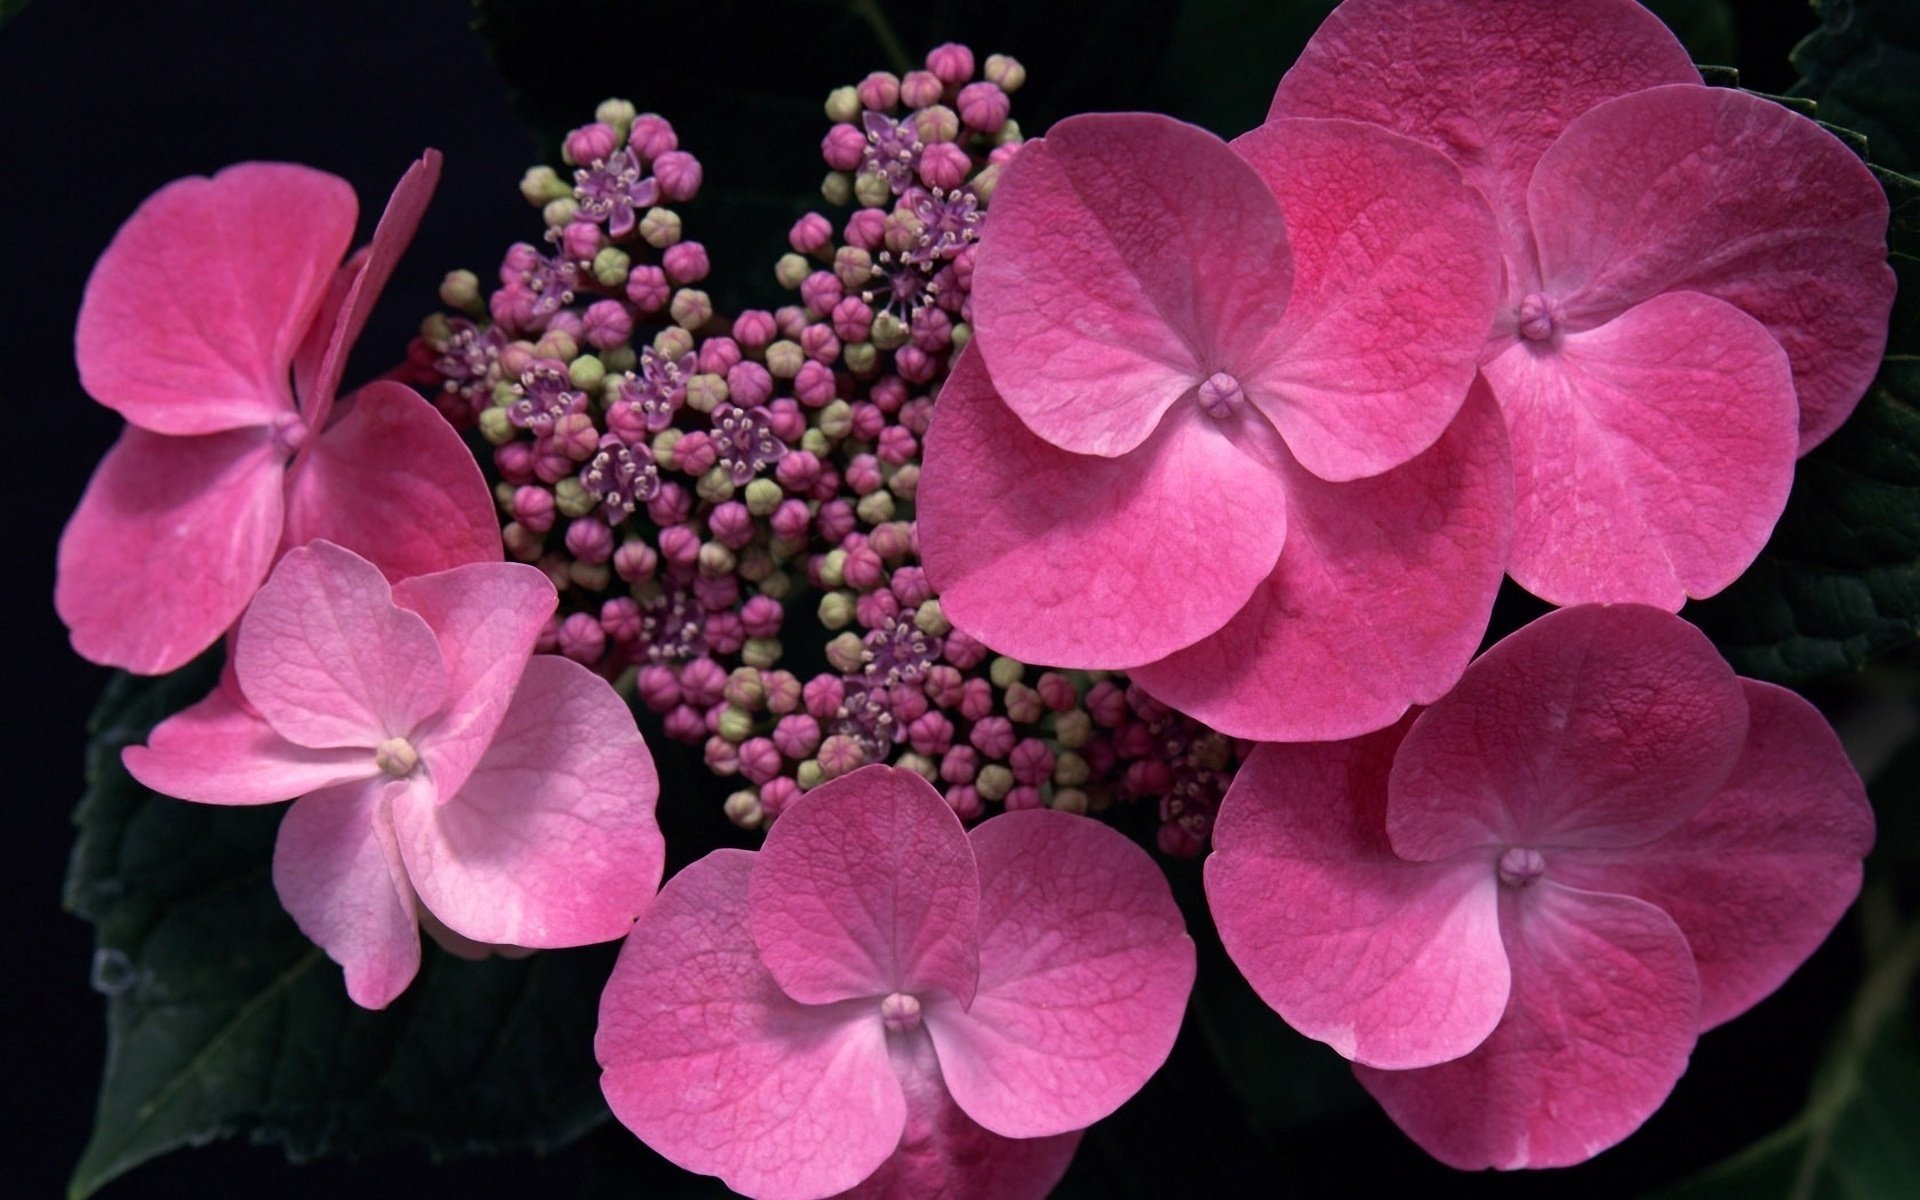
[1206,604,1874,1169]
[59,155,503,675]
[920,111,1514,743]
[1271,0,1896,608]
[596,764,1194,1199]
[124,541,665,1009]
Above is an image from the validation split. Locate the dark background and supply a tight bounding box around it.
[2,1,1837,1197]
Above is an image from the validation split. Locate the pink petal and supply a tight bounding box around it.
[841,1026,1081,1200]
[749,765,981,1007]
[1206,723,1509,1070]
[76,162,358,435]
[1268,0,1697,287]
[597,850,905,1200]
[392,561,556,800]
[235,541,448,750]
[972,113,1294,458]
[291,249,367,419]
[294,151,442,429]
[1128,379,1511,742]
[1355,882,1699,1169]
[1231,118,1500,481]
[272,777,421,1010]
[919,348,1290,669]
[1483,292,1799,608]
[56,426,286,675]
[123,687,373,805]
[926,810,1193,1137]
[1554,680,1873,1031]
[1528,85,1896,452]
[1387,605,1749,862]
[393,655,663,948]
[281,380,503,581]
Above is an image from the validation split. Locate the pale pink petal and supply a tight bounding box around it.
[1206,722,1508,1070]
[1231,118,1499,481]
[281,380,503,581]
[123,687,373,805]
[1356,882,1699,1170]
[294,151,442,429]
[1555,680,1873,1031]
[235,541,448,749]
[1388,605,1749,862]
[926,810,1192,1137]
[392,561,555,800]
[841,1026,1081,1200]
[272,777,421,1010]
[393,655,662,947]
[598,850,905,1200]
[76,162,357,435]
[1268,0,1697,286]
[972,113,1294,457]
[919,348,1289,669]
[1529,86,1896,451]
[291,249,367,416]
[1129,379,1510,742]
[750,765,980,1007]
[1483,292,1799,609]
[56,426,286,675]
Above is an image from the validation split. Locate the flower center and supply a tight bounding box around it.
[1497,846,1547,888]
[374,737,420,778]
[1516,292,1564,342]
[879,991,922,1034]
[1197,371,1244,419]
[270,411,310,456]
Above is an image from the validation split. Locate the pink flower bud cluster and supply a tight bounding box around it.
[408,54,1242,854]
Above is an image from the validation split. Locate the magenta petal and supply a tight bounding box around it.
[76,162,358,435]
[750,766,981,1006]
[920,349,1289,669]
[124,687,373,805]
[1556,680,1873,1031]
[281,380,503,581]
[394,655,662,948]
[295,151,441,429]
[926,810,1193,1137]
[842,1027,1082,1200]
[235,541,449,750]
[1207,724,1508,1069]
[973,113,1294,457]
[272,778,420,1009]
[1529,86,1896,451]
[1269,0,1697,283]
[56,426,286,675]
[1484,292,1799,608]
[598,850,905,1200]
[1129,379,1510,742]
[1356,882,1699,1170]
[392,562,555,799]
[1231,118,1499,481]
[1389,605,1749,861]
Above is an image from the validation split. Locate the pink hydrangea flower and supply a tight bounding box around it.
[123,541,664,1009]
[1270,0,1897,608]
[58,155,502,674]
[596,764,1194,1199]
[1207,604,1874,1168]
[920,112,1512,742]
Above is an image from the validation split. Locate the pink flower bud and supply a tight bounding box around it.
[565,122,620,166]
[658,523,702,568]
[898,395,934,434]
[772,713,822,760]
[894,344,938,384]
[566,517,615,563]
[822,122,868,171]
[763,670,802,714]
[943,627,987,669]
[553,412,600,460]
[494,441,536,485]
[809,467,842,503]
[956,82,1010,133]
[694,573,741,612]
[533,442,573,483]
[663,703,705,743]
[847,403,884,441]
[557,611,608,663]
[626,264,670,312]
[843,207,888,250]
[855,590,899,629]
[926,42,975,85]
[1081,736,1117,778]
[789,212,834,255]
[738,595,783,639]
[1009,738,1055,785]
[760,776,801,817]
[843,545,885,591]
[917,141,970,191]
[875,423,918,466]
[664,240,710,284]
[1126,759,1174,796]
[971,715,1015,760]
[945,784,984,821]
[857,71,900,111]
[704,735,740,775]
[1127,685,1172,722]
[939,744,977,784]
[889,684,929,723]
[775,305,810,339]
[770,496,813,540]
[732,308,778,349]
[844,454,884,496]
[653,150,703,202]
[534,614,561,654]
[1157,823,1205,859]
[706,612,747,656]
[561,221,602,263]
[705,501,752,549]
[512,485,556,532]
[920,664,962,709]
[1004,683,1043,725]
[601,597,643,642]
[680,657,728,707]
[869,522,912,561]
[674,430,718,475]
[698,336,742,377]
[890,566,933,607]
[726,361,775,408]
[1085,681,1128,727]
[1004,785,1042,812]
[738,737,783,785]
[799,323,841,364]
[909,308,953,351]
[1036,672,1078,713]
[1114,721,1155,760]
[648,481,693,526]
[816,499,857,545]
[582,299,633,350]
[900,70,944,109]
[800,269,843,315]
[830,297,873,343]
[637,664,681,712]
[803,674,845,720]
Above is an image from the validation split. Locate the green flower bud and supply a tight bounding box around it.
[869,311,910,351]
[797,759,825,790]
[639,206,682,248]
[1052,709,1092,750]
[914,599,951,637]
[697,466,736,505]
[821,171,854,206]
[775,253,811,290]
[744,478,784,516]
[842,341,879,376]
[420,312,454,346]
[1192,732,1233,773]
[854,170,892,208]
[595,97,637,135]
[818,589,856,630]
[652,427,684,464]
[603,344,637,374]
[728,666,766,709]
[995,118,1023,147]
[654,326,695,359]
[671,288,713,330]
[686,373,729,414]
[985,53,1026,93]
[519,165,569,206]
[758,570,793,601]
[950,321,972,351]
[825,631,866,673]
[568,354,606,391]
[716,706,755,744]
[818,548,848,589]
[816,400,854,439]
[570,560,611,591]
[743,637,784,670]
[1052,752,1090,788]
[737,546,775,583]
[834,245,873,290]
[1050,787,1089,815]
[856,490,896,525]
[491,380,519,408]
[542,196,578,229]
[976,764,1014,802]
[698,541,737,577]
[913,105,960,144]
[478,406,515,445]
[554,478,595,518]
[765,340,805,379]
[989,655,1025,690]
[800,427,833,457]
[437,269,482,313]
[501,522,543,561]
[969,162,1003,206]
[888,462,920,500]
[896,752,938,782]
[724,789,764,829]
[592,246,632,289]
[824,85,862,124]
[535,329,579,363]
[493,482,517,511]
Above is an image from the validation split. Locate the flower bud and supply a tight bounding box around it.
[821,171,854,206]
[925,43,975,86]
[956,82,1010,133]
[975,764,1014,802]
[520,165,570,206]
[724,789,764,828]
[639,206,683,248]
[824,84,862,124]
[652,150,703,202]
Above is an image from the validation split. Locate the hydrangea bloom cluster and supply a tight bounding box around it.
[1207,605,1873,1168]
[405,47,1248,853]
[596,764,1194,1198]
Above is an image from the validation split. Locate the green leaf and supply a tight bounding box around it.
[1792,0,1920,174]
[1649,919,1920,1199]
[66,663,612,1198]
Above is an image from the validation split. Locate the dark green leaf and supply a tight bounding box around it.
[1791,0,1920,173]
[66,664,612,1198]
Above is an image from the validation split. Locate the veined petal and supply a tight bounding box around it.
[56,425,285,675]
[77,162,356,434]
[124,686,373,805]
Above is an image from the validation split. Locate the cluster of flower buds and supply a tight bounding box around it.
[404,45,1244,854]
